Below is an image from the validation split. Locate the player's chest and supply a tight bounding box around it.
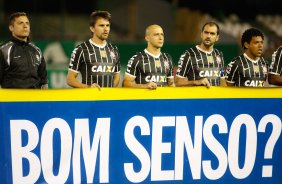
[139,59,169,74]
[191,54,222,67]
[83,48,117,64]
[239,62,267,77]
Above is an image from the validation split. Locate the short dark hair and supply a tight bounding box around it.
[201,22,220,35]
[241,28,264,50]
[90,11,111,26]
[9,12,28,25]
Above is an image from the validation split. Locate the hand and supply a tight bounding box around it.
[195,78,211,88]
[90,83,101,91]
[146,82,157,90]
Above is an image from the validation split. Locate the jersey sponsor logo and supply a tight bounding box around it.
[226,61,235,74]
[70,48,78,62]
[199,69,221,78]
[145,75,167,83]
[244,80,265,87]
[92,65,115,73]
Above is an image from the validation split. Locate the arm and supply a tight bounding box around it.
[123,74,157,89]
[67,70,88,88]
[175,51,210,87]
[38,56,48,89]
[225,59,238,87]
[226,81,235,86]
[0,51,4,87]
[168,77,175,87]
[268,73,282,85]
[268,47,282,85]
[66,70,101,89]
[175,76,211,88]
[113,72,120,87]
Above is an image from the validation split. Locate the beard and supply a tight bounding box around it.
[97,33,109,41]
[203,39,213,47]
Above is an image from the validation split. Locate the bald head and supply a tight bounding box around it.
[145,24,164,50]
[145,24,163,36]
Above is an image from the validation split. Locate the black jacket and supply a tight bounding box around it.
[0,37,48,88]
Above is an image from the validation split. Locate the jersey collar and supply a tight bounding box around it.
[144,49,161,58]
[196,45,213,54]
[243,53,260,63]
[89,39,107,48]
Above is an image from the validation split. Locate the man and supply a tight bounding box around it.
[175,22,225,88]
[67,11,120,89]
[268,46,282,86]
[123,24,174,89]
[226,28,267,87]
[0,12,48,88]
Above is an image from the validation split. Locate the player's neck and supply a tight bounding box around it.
[146,46,161,56]
[199,43,213,52]
[91,37,106,46]
[244,51,259,61]
[13,34,28,42]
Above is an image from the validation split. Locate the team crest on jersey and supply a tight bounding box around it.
[207,56,214,63]
[263,66,267,74]
[164,60,170,70]
[100,50,107,58]
[110,50,116,60]
[155,60,161,68]
[216,55,222,64]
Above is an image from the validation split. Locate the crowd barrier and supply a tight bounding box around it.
[0,87,281,183]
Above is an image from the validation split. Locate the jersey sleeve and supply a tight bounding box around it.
[219,51,225,77]
[167,54,174,78]
[125,54,139,78]
[269,46,282,75]
[176,51,190,78]
[38,54,48,86]
[0,51,4,85]
[68,46,83,72]
[113,46,121,73]
[226,59,239,83]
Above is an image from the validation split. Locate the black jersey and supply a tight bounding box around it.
[176,46,224,86]
[269,46,282,76]
[226,53,267,87]
[68,39,120,87]
[0,37,48,88]
[125,49,174,86]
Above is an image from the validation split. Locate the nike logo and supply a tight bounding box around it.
[196,59,202,62]
[144,63,149,65]
[14,56,21,59]
[243,67,249,71]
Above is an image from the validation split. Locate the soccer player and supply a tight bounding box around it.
[67,11,120,89]
[268,46,282,86]
[175,22,225,88]
[122,24,175,89]
[0,12,48,88]
[226,28,267,87]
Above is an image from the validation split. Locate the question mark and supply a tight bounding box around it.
[258,114,282,177]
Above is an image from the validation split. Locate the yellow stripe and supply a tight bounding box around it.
[0,87,282,102]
